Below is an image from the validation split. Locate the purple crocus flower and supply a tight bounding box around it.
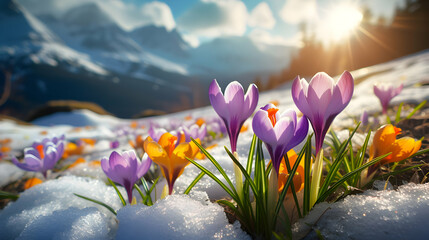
[148,125,168,143]
[12,135,65,178]
[110,140,120,149]
[179,123,207,142]
[374,83,403,114]
[360,110,369,126]
[252,104,308,174]
[101,150,151,203]
[292,71,354,154]
[209,79,259,152]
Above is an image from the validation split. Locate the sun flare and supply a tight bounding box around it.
[319,4,363,44]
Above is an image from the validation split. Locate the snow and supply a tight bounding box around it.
[0,162,25,188]
[295,183,429,239]
[116,193,250,240]
[0,49,428,239]
[0,176,122,239]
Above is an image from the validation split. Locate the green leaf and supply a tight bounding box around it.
[283,154,302,218]
[352,129,372,186]
[273,138,308,224]
[319,124,360,196]
[107,178,126,206]
[134,183,147,204]
[190,138,237,196]
[411,148,429,157]
[74,193,117,215]
[406,100,427,119]
[184,171,205,194]
[186,157,237,200]
[395,102,403,123]
[225,147,260,200]
[246,134,258,176]
[316,152,389,203]
[0,190,19,200]
[303,136,312,216]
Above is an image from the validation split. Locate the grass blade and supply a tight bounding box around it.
[303,135,312,216]
[107,178,126,206]
[184,171,205,194]
[273,146,304,224]
[225,147,259,199]
[246,134,257,175]
[316,152,389,203]
[395,102,403,123]
[186,157,237,200]
[0,190,19,200]
[284,154,302,218]
[406,100,427,119]
[191,138,237,195]
[74,193,117,215]
[319,124,360,196]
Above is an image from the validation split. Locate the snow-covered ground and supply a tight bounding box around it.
[0,50,428,239]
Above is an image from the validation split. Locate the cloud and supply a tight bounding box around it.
[181,34,200,48]
[177,0,247,38]
[279,0,317,24]
[248,2,275,29]
[137,2,175,31]
[249,29,302,47]
[18,0,176,31]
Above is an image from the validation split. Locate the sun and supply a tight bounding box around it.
[317,3,363,44]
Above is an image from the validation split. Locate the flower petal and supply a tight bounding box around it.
[252,109,277,146]
[291,76,312,118]
[243,83,259,118]
[209,79,229,119]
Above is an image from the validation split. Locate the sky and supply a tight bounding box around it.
[18,0,406,47]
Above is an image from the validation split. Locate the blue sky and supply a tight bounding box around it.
[19,0,406,47]
[119,0,405,47]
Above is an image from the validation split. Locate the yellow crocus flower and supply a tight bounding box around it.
[144,132,200,194]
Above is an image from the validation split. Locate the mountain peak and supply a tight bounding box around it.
[0,0,57,44]
[63,2,115,27]
[131,25,189,57]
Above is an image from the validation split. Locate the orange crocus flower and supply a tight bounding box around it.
[369,124,421,166]
[62,142,84,159]
[278,149,305,193]
[144,132,200,194]
[68,157,86,168]
[24,177,43,189]
[362,124,421,184]
[129,135,144,150]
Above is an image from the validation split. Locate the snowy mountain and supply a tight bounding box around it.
[0,0,107,74]
[0,0,57,44]
[130,25,190,58]
[56,3,142,53]
[0,0,296,120]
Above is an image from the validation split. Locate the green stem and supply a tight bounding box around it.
[310,149,323,208]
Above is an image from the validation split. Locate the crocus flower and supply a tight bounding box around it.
[148,126,168,142]
[110,140,120,149]
[360,110,369,126]
[24,177,43,189]
[144,132,200,194]
[374,83,403,114]
[209,79,259,152]
[252,103,308,174]
[278,149,305,193]
[101,150,151,203]
[179,123,207,142]
[366,124,421,176]
[292,71,354,154]
[12,135,65,178]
